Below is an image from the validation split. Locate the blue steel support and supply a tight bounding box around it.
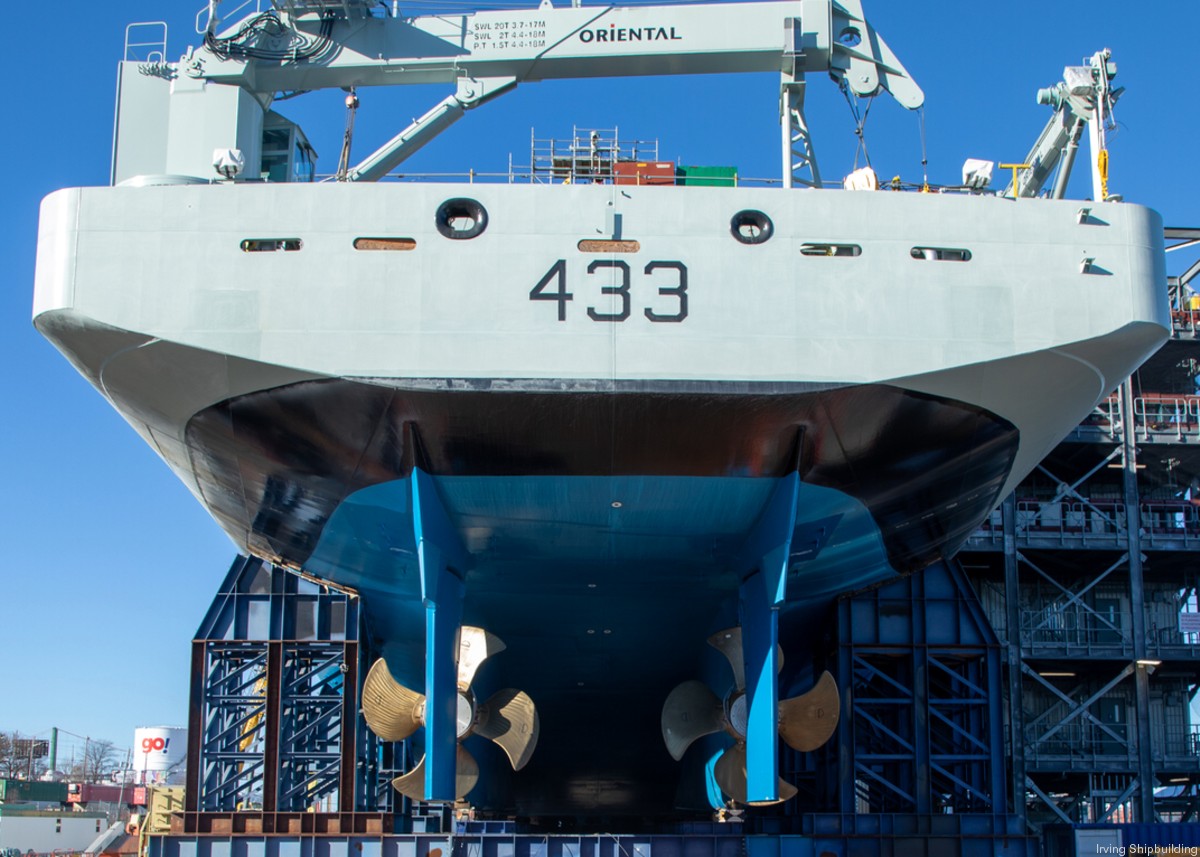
[837,596,856,815]
[833,560,1009,824]
[737,473,799,803]
[412,467,469,801]
[911,569,931,816]
[186,555,387,830]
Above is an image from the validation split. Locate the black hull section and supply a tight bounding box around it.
[186,378,1017,580]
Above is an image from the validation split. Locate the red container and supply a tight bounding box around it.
[68,783,145,805]
[613,160,676,185]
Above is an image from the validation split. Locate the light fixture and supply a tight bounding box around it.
[1038,671,1076,678]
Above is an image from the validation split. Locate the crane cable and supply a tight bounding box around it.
[336,88,360,181]
[917,106,929,192]
[839,79,873,171]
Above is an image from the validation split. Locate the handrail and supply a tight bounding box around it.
[124,22,168,63]
[1014,498,1126,537]
[1125,394,1200,441]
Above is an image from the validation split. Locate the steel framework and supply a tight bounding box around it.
[182,556,401,834]
[833,561,1007,819]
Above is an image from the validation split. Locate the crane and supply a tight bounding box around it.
[179,0,924,187]
[1006,48,1120,201]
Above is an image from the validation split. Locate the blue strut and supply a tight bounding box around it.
[737,472,799,803]
[412,467,469,801]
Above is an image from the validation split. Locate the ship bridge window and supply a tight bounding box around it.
[261,112,317,183]
[801,242,861,257]
[911,246,972,262]
[261,128,290,182]
[241,238,302,252]
[354,237,417,251]
[293,139,316,183]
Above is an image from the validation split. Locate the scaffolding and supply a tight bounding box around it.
[530,127,659,184]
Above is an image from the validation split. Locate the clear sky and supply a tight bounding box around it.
[2,0,1198,765]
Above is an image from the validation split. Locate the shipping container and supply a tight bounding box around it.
[1120,822,1200,850]
[0,779,67,804]
[612,160,676,185]
[67,782,144,805]
[676,165,738,187]
[1045,823,1200,855]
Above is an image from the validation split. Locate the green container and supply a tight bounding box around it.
[0,778,68,803]
[676,165,738,187]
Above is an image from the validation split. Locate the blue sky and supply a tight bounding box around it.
[2,0,1198,763]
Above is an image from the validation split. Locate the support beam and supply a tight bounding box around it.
[737,472,799,803]
[1120,377,1156,822]
[263,642,284,812]
[349,77,517,182]
[781,77,820,189]
[1026,776,1075,825]
[911,570,931,815]
[412,467,469,801]
[1001,494,1029,830]
[1033,447,1121,518]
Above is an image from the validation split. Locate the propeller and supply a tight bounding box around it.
[362,626,540,801]
[661,627,839,805]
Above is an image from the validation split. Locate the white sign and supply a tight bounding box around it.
[1179,612,1200,633]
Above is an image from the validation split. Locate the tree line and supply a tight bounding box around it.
[0,731,121,783]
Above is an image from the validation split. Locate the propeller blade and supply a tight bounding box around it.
[661,680,725,761]
[712,744,798,806]
[778,670,840,752]
[362,658,425,742]
[707,628,784,693]
[392,756,426,801]
[476,688,540,770]
[456,745,481,798]
[707,628,745,692]
[457,626,507,690]
[391,747,481,801]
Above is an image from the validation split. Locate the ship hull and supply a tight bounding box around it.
[34,182,1169,816]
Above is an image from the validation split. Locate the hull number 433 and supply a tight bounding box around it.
[530,260,688,323]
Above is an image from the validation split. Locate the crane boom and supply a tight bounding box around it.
[180,0,923,184]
